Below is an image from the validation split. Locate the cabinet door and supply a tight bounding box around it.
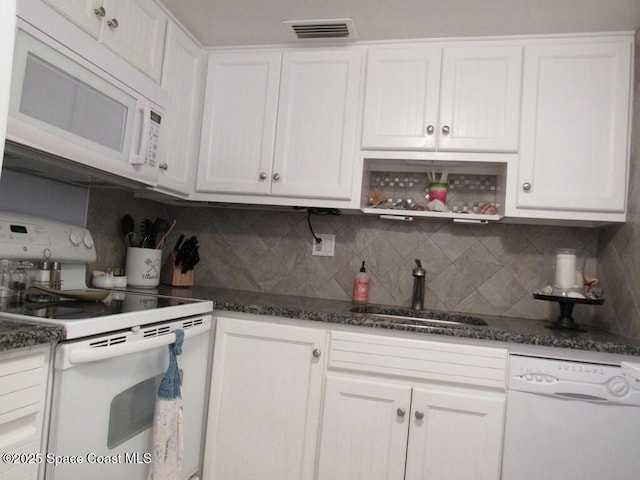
[42,0,103,37]
[157,23,202,196]
[516,41,631,213]
[203,318,327,480]
[196,51,281,195]
[316,374,411,480]
[0,345,51,480]
[99,0,167,81]
[271,50,361,200]
[362,47,442,150]
[405,385,505,480]
[438,45,522,152]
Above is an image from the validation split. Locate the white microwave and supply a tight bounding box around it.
[6,20,166,186]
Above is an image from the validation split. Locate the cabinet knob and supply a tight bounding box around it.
[312,348,322,358]
[259,172,268,180]
[159,163,168,171]
[107,18,119,29]
[396,407,406,417]
[94,6,106,17]
[272,173,281,181]
[522,182,532,191]
[415,410,425,420]
[441,125,450,135]
[426,125,435,135]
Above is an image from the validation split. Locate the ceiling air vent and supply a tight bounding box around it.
[283,18,357,41]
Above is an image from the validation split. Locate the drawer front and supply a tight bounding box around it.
[329,331,507,389]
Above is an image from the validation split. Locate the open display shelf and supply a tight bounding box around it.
[360,159,507,222]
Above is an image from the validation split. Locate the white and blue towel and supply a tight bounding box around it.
[148,330,184,480]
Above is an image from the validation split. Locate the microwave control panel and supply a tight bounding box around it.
[145,110,162,168]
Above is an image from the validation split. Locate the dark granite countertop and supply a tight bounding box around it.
[0,319,65,352]
[4,286,639,357]
[163,286,640,357]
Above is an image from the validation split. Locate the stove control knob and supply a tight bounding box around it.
[69,231,82,246]
[607,376,629,398]
[83,234,95,249]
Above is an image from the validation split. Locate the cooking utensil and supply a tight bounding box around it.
[126,232,139,247]
[139,218,154,248]
[120,215,135,246]
[173,234,185,253]
[173,235,200,273]
[155,219,177,249]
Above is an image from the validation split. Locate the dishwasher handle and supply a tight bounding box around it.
[56,321,211,370]
[554,392,608,402]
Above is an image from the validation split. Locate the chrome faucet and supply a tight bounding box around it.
[411,259,426,310]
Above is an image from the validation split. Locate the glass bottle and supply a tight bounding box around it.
[11,262,29,303]
[29,260,52,302]
[0,260,11,302]
[49,261,62,290]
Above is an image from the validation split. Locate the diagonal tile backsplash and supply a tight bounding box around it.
[87,190,600,324]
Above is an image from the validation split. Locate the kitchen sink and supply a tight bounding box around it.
[349,304,488,327]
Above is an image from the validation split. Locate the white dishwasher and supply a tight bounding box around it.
[502,354,640,480]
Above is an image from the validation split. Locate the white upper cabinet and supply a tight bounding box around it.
[197,49,362,203]
[362,44,522,153]
[362,47,442,151]
[43,0,103,35]
[271,50,362,200]
[197,51,282,196]
[42,0,167,81]
[510,39,632,220]
[438,46,522,152]
[156,23,202,196]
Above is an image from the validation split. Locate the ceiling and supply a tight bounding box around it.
[159,0,640,48]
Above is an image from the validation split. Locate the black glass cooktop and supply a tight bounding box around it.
[0,290,202,320]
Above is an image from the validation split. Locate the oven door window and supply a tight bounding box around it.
[108,369,182,449]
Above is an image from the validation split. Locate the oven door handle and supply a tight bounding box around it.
[61,323,211,369]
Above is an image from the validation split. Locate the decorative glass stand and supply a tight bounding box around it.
[532,293,605,332]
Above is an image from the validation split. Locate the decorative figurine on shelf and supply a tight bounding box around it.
[582,273,599,295]
[366,188,388,208]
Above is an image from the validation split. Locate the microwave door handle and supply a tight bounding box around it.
[61,322,211,369]
[129,100,150,166]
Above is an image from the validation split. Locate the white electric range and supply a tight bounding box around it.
[0,211,213,480]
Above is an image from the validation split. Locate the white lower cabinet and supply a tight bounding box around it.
[203,318,508,480]
[0,344,51,480]
[316,375,412,480]
[203,317,328,480]
[318,331,508,480]
[404,385,505,480]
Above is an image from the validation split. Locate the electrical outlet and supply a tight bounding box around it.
[311,234,335,257]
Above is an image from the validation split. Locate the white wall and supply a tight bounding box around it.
[0,0,16,167]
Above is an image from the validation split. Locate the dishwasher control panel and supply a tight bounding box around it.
[508,354,640,405]
[510,355,610,383]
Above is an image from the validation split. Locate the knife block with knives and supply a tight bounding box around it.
[160,234,199,287]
